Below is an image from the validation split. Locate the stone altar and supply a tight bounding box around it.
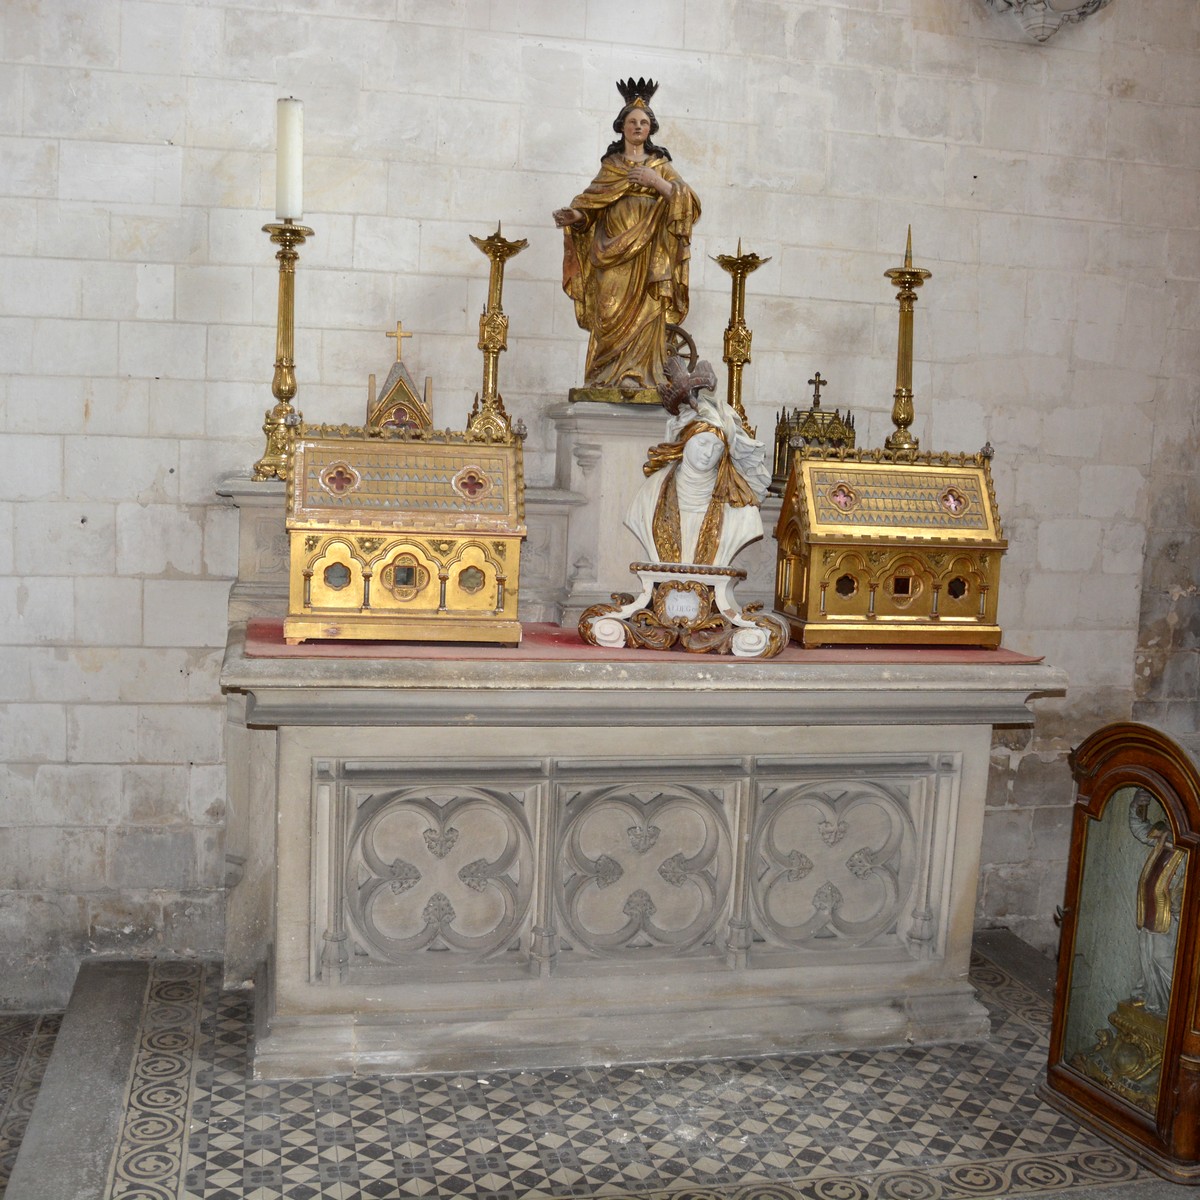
[220,619,1063,1079]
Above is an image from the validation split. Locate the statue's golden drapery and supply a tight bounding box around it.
[561,157,700,389]
[555,78,700,393]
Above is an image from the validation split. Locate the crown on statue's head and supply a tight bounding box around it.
[616,77,659,109]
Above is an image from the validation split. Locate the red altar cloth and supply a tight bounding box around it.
[244,618,1042,667]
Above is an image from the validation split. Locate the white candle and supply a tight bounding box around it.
[275,98,303,221]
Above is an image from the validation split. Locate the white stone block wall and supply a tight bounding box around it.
[1,0,1197,1004]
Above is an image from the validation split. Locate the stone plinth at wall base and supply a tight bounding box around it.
[221,623,1065,1080]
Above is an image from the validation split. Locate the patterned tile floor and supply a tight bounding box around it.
[0,952,1165,1200]
[0,1013,59,1197]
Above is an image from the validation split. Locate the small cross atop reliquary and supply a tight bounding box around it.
[770,369,856,494]
[366,320,434,433]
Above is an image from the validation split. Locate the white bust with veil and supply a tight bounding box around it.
[578,356,788,659]
[625,358,771,568]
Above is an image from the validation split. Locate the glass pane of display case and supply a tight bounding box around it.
[1061,785,1187,1116]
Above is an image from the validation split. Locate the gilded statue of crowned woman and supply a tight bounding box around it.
[553,78,701,396]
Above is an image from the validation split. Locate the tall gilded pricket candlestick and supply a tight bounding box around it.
[884,226,931,453]
[253,99,313,483]
[467,223,528,440]
[714,240,769,433]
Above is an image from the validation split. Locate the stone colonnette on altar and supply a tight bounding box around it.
[220,624,1064,1078]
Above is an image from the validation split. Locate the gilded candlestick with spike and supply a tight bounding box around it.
[884,227,931,453]
[467,223,528,440]
[253,219,314,481]
[714,241,769,433]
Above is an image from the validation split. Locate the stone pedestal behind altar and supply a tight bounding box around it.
[220,623,1064,1079]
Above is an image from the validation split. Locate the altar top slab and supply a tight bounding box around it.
[221,619,1066,729]
[245,617,1039,665]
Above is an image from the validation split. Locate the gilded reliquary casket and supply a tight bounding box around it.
[774,450,1006,647]
[284,427,525,646]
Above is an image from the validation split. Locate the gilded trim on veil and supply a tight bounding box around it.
[651,465,725,564]
[647,422,738,564]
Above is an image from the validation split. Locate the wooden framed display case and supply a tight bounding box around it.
[1045,722,1200,1183]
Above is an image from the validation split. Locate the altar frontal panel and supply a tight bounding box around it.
[251,726,987,1078]
[312,752,953,984]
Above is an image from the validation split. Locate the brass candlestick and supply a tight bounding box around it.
[714,240,769,434]
[467,223,527,440]
[884,226,931,453]
[253,219,314,482]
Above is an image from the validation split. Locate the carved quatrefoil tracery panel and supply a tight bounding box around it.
[558,785,733,956]
[752,782,918,951]
[345,787,533,963]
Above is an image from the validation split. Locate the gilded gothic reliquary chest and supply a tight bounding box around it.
[284,427,526,646]
[774,449,1006,647]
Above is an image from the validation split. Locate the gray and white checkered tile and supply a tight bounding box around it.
[3,952,1150,1200]
[155,952,1143,1200]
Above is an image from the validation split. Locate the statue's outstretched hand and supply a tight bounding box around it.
[553,207,583,228]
